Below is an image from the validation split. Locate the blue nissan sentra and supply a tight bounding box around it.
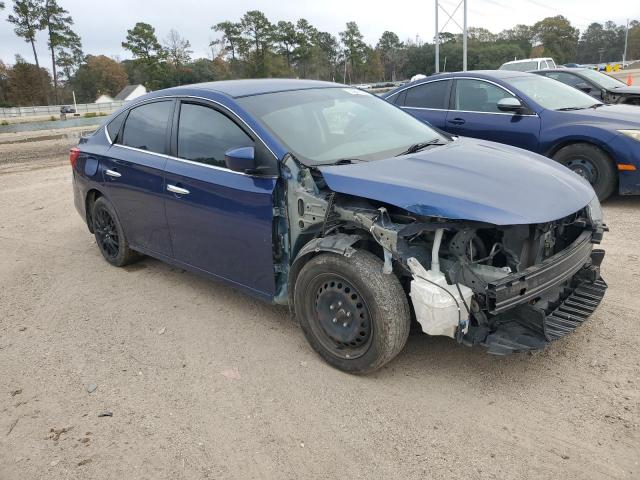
[382,71,640,200]
[71,79,607,373]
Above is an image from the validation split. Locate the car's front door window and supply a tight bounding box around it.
[177,103,254,168]
[454,79,515,113]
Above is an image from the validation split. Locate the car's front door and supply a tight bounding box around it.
[102,100,174,257]
[395,79,452,130]
[163,99,278,297]
[444,79,541,152]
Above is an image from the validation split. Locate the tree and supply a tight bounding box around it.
[531,16,579,64]
[294,18,317,77]
[339,21,367,83]
[42,0,82,102]
[212,21,243,61]
[70,55,128,102]
[6,55,52,105]
[377,31,404,81]
[7,0,44,69]
[240,10,274,76]
[55,29,83,81]
[163,29,192,68]
[275,20,297,69]
[122,22,164,61]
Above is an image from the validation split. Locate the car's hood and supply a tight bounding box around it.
[318,138,595,225]
[610,85,640,95]
[558,104,640,127]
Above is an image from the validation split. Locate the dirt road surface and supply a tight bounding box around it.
[1,140,639,480]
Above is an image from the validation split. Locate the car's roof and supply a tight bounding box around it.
[185,78,345,98]
[425,70,537,80]
[502,57,553,64]
[531,68,588,74]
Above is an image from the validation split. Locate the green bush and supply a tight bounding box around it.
[0,120,8,126]
[84,112,98,118]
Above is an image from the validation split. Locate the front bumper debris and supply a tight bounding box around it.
[465,247,607,355]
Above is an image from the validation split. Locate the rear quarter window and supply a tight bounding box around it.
[106,110,127,143]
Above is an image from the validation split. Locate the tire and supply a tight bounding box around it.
[91,196,139,267]
[294,250,410,374]
[552,143,616,201]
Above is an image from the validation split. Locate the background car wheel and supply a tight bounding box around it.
[92,196,139,267]
[294,250,410,374]
[553,143,616,200]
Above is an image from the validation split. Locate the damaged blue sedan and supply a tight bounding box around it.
[71,80,608,373]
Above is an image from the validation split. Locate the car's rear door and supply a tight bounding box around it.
[445,78,541,152]
[163,99,278,298]
[394,79,452,129]
[102,99,174,257]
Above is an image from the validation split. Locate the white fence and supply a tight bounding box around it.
[0,101,125,119]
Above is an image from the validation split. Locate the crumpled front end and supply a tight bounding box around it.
[280,154,607,355]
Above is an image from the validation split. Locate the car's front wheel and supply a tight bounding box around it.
[92,196,139,267]
[294,250,410,374]
[553,143,616,200]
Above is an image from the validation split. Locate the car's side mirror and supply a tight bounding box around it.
[224,146,256,173]
[575,82,592,93]
[497,97,525,113]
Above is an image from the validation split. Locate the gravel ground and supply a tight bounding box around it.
[0,139,638,479]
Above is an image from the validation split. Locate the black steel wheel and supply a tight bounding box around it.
[312,274,373,359]
[553,143,616,200]
[91,196,139,267]
[294,250,410,374]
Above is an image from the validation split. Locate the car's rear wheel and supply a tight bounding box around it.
[294,250,410,374]
[552,143,616,201]
[92,196,138,267]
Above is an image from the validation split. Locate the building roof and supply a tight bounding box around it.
[115,84,145,101]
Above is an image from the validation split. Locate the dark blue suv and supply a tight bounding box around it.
[71,80,607,373]
[383,71,640,200]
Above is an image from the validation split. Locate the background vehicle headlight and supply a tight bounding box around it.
[618,130,640,142]
[587,196,603,224]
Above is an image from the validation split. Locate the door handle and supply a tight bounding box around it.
[167,184,190,195]
[447,118,466,125]
[105,169,121,178]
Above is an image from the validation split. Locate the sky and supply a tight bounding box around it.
[0,0,637,65]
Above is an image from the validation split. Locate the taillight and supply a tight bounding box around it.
[69,147,80,169]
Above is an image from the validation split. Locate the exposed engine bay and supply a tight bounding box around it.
[277,155,608,355]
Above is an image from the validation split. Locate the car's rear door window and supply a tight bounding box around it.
[177,103,254,168]
[454,79,515,113]
[544,71,584,87]
[404,80,451,109]
[121,101,172,154]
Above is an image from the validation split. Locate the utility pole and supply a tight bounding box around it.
[463,0,468,71]
[623,18,629,64]
[435,0,467,73]
[435,0,439,73]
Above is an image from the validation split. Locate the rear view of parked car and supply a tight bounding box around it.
[71,80,607,373]
[534,68,640,106]
[383,71,640,199]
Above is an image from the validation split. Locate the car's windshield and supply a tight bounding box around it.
[237,87,446,165]
[578,69,626,89]
[509,75,601,110]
